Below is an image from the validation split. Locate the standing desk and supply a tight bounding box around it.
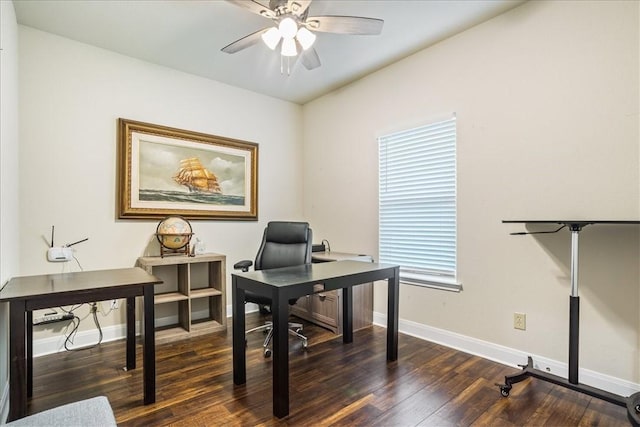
[232,260,400,418]
[0,267,162,422]
[499,220,640,426]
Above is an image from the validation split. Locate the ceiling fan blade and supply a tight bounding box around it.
[227,0,276,19]
[300,47,321,70]
[221,28,269,54]
[288,0,312,16]
[305,16,384,35]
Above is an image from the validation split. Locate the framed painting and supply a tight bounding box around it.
[117,118,258,220]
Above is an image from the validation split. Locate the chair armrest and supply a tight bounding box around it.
[233,260,253,272]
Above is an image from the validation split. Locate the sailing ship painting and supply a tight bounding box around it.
[136,139,247,207]
[173,157,222,194]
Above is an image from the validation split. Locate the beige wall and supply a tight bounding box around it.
[17,26,304,338]
[302,0,639,384]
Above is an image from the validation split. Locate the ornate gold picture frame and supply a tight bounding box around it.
[117,118,258,220]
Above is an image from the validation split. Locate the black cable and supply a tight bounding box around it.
[63,302,103,351]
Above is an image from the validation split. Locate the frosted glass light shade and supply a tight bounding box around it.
[281,37,297,56]
[261,27,281,50]
[296,27,316,50]
[278,17,298,39]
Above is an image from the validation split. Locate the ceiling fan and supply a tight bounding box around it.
[222,0,384,71]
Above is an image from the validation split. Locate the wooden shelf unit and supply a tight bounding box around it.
[137,253,227,343]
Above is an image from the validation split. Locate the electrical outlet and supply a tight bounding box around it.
[514,312,526,330]
[111,299,119,310]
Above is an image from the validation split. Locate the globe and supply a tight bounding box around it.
[156,215,193,252]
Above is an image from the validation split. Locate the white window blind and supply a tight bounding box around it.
[378,116,459,291]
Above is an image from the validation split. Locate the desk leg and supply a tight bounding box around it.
[27,311,33,398]
[8,300,27,421]
[142,285,156,404]
[342,286,353,343]
[387,268,400,361]
[272,292,290,418]
[126,296,136,371]
[232,276,246,385]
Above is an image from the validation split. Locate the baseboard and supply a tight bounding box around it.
[373,311,640,398]
[1,379,9,424]
[33,324,129,357]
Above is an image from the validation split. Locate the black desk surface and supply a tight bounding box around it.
[0,267,161,301]
[232,260,395,288]
[503,220,639,224]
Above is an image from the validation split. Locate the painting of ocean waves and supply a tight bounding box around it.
[140,189,245,206]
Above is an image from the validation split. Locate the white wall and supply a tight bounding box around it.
[302,0,639,385]
[0,0,21,420]
[18,26,304,336]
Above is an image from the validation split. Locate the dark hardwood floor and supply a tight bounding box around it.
[28,313,630,426]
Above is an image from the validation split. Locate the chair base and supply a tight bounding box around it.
[246,320,308,358]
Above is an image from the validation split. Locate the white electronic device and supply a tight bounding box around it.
[47,247,73,262]
[45,225,88,263]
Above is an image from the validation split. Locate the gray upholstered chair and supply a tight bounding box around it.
[233,221,311,357]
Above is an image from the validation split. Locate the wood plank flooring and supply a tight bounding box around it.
[28,313,630,426]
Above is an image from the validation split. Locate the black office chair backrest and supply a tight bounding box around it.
[254,221,312,271]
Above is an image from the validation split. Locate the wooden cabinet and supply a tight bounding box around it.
[137,253,226,343]
[290,252,373,334]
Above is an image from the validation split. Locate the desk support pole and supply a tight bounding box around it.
[231,277,246,385]
[126,297,136,371]
[8,301,27,422]
[568,226,580,384]
[387,267,400,361]
[272,292,289,418]
[342,286,353,343]
[142,284,156,404]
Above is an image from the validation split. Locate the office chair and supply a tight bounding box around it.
[233,221,312,358]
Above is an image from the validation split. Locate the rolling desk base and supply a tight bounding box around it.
[498,356,640,426]
[499,220,640,426]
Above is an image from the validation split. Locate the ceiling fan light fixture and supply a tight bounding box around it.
[296,27,316,50]
[262,27,281,50]
[278,17,298,39]
[281,37,297,56]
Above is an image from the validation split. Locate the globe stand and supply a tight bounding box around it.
[155,232,193,258]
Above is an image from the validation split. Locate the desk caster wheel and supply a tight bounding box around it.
[498,385,511,397]
[264,348,271,358]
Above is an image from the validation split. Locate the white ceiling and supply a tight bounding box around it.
[13,0,524,105]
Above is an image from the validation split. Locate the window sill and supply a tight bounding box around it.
[400,275,462,292]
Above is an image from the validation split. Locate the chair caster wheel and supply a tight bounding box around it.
[499,385,511,397]
[264,348,271,358]
[302,340,308,351]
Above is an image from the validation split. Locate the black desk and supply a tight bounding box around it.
[0,267,162,421]
[232,260,400,418]
[500,220,640,426]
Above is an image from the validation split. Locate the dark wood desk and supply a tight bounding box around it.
[232,260,400,418]
[0,267,162,421]
[500,220,640,426]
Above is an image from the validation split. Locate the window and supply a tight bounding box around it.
[378,116,460,291]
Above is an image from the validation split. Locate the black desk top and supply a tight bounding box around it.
[232,260,396,289]
[0,267,161,301]
[503,220,639,225]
